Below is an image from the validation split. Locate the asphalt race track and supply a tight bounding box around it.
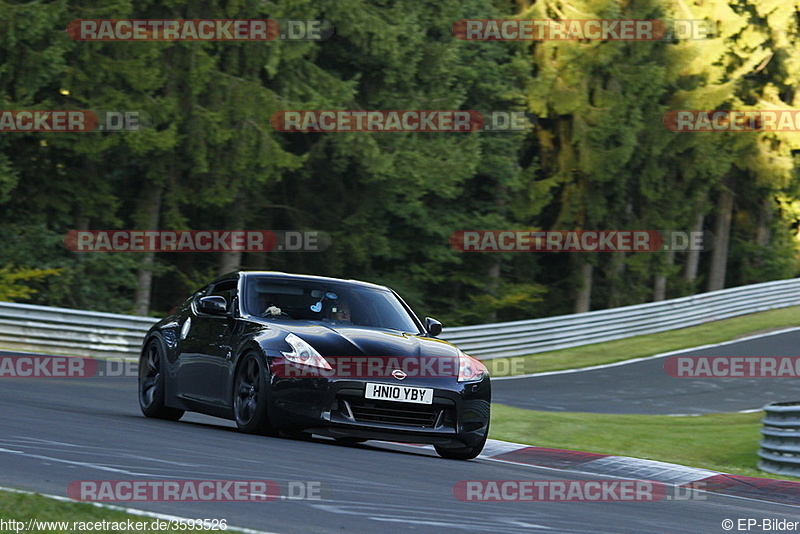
[1,360,800,533]
[493,328,800,415]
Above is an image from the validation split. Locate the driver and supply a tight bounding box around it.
[258,293,283,316]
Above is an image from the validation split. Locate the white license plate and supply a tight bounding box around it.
[365,383,433,405]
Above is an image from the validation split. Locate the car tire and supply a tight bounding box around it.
[138,338,184,421]
[233,352,278,436]
[434,427,488,460]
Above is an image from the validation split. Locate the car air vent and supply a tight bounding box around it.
[345,398,442,428]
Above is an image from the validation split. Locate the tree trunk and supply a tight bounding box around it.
[219,249,243,275]
[132,181,162,315]
[750,196,772,273]
[218,195,247,275]
[755,197,771,247]
[606,251,625,308]
[574,260,592,313]
[653,248,675,301]
[487,261,500,322]
[683,212,704,285]
[707,186,734,292]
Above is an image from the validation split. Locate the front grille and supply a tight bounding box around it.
[342,398,443,428]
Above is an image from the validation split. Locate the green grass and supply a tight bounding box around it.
[485,305,800,377]
[484,306,800,481]
[489,404,799,481]
[0,490,228,533]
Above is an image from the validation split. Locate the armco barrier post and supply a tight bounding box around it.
[759,401,800,477]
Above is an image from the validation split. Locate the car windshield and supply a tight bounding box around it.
[243,276,421,333]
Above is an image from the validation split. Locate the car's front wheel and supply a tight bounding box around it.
[434,426,488,460]
[138,339,184,421]
[233,352,278,436]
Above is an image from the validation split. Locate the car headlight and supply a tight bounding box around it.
[458,350,488,382]
[281,333,332,370]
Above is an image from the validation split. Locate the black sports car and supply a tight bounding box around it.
[138,271,491,459]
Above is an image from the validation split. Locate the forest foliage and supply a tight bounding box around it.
[0,0,798,325]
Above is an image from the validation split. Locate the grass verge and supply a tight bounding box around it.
[489,403,798,481]
[0,490,228,533]
[485,305,800,377]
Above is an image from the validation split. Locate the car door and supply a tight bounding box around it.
[177,279,238,406]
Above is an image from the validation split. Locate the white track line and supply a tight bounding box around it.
[492,326,800,380]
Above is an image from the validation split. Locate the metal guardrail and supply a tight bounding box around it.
[441,278,800,359]
[0,301,157,359]
[0,277,798,360]
[759,402,800,477]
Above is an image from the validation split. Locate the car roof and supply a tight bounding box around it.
[213,271,391,292]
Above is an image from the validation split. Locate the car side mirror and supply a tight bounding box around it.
[198,296,228,315]
[424,317,442,337]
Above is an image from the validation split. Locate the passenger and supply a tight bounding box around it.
[328,300,352,323]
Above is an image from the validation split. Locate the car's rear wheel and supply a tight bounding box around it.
[138,339,184,421]
[434,426,488,460]
[233,353,278,436]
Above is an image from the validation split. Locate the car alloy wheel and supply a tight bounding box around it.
[138,339,184,421]
[233,352,278,436]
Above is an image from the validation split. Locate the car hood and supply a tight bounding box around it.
[250,319,469,380]
[265,321,460,359]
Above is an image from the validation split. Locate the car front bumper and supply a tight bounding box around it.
[268,375,490,448]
